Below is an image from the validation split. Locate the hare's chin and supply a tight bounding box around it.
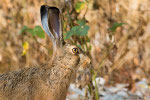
[78,67,84,72]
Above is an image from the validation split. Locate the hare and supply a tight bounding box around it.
[0,5,91,100]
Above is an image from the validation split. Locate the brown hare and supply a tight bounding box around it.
[0,5,91,100]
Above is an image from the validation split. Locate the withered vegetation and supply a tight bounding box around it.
[0,0,150,92]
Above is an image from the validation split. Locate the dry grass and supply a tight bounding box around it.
[0,0,150,91]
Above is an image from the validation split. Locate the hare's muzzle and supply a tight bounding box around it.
[78,54,91,71]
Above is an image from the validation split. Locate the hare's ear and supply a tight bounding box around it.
[40,5,64,48]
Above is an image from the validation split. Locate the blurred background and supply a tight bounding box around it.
[0,0,150,99]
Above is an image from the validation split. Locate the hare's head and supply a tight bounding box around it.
[40,5,91,70]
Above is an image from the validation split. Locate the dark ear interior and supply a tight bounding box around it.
[40,5,54,40]
[40,5,64,47]
[48,7,61,39]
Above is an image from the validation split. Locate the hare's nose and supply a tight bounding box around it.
[84,55,91,65]
[87,57,91,64]
[84,56,91,68]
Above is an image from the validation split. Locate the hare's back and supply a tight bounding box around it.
[0,67,50,100]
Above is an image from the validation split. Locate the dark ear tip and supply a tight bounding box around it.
[41,5,46,9]
[49,7,60,13]
[40,5,60,13]
[40,5,47,16]
[41,5,48,10]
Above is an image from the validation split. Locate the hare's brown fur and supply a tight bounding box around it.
[0,5,91,100]
[0,45,90,100]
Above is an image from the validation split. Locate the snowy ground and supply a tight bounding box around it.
[67,77,150,100]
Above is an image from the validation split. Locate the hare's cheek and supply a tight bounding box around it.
[72,55,80,65]
[78,61,88,71]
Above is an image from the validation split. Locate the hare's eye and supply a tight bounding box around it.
[72,48,80,54]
